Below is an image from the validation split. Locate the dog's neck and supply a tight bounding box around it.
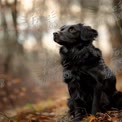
[62,42,94,50]
[60,42,96,58]
[60,42,101,62]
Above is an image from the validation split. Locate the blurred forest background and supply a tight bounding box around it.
[0,0,122,121]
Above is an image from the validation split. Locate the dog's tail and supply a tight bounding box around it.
[111,91,122,110]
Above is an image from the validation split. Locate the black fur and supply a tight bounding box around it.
[53,23,122,121]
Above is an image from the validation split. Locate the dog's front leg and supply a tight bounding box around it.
[92,82,102,115]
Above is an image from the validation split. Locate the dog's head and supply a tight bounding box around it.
[53,23,98,45]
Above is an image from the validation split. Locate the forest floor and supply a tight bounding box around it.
[0,74,122,122]
[1,99,122,122]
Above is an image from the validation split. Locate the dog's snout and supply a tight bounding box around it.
[53,32,58,36]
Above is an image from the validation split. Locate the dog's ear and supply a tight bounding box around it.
[80,26,98,41]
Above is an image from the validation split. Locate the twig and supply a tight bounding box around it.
[0,112,10,119]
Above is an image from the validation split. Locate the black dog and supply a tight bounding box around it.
[53,23,122,121]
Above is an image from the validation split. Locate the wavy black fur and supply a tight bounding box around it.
[53,23,122,121]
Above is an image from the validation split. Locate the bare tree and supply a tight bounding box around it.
[0,0,23,73]
[111,0,122,48]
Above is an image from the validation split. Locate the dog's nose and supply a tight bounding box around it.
[53,32,58,36]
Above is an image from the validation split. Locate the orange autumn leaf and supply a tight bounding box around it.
[88,115,96,122]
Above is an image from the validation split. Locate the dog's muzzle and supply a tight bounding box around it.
[53,32,61,43]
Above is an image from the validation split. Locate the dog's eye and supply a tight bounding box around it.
[69,27,76,33]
